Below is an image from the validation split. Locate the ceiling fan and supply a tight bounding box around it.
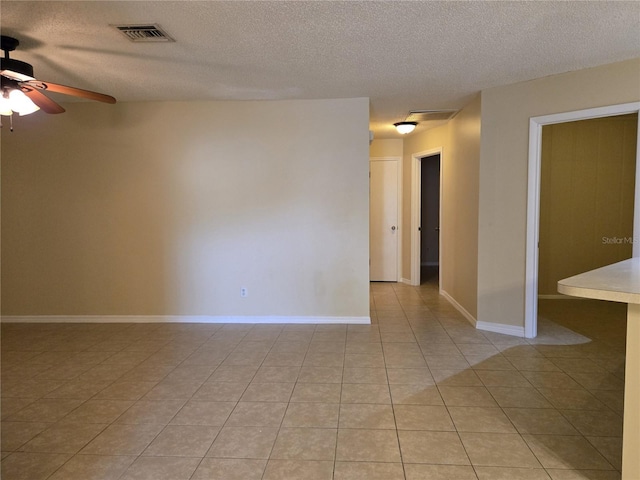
[1,35,116,121]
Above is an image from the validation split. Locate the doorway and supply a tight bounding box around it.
[420,154,441,285]
[410,148,443,286]
[525,102,640,338]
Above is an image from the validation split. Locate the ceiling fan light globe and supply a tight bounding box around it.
[9,88,39,115]
[0,95,13,116]
[394,121,417,134]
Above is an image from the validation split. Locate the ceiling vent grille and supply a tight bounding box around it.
[407,110,458,122]
[113,24,174,42]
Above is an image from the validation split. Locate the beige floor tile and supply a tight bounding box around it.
[170,400,235,426]
[282,402,339,428]
[384,352,428,368]
[0,452,72,480]
[459,432,541,468]
[298,366,343,383]
[386,368,433,385]
[395,405,455,431]
[119,456,200,480]
[0,421,51,451]
[80,424,164,455]
[344,353,385,368]
[208,366,258,383]
[47,454,135,480]
[390,384,443,405]
[290,383,341,403]
[477,370,533,388]
[342,367,388,384]
[336,429,401,462]
[508,357,562,372]
[339,404,396,429]
[398,430,469,464]
[6,398,84,423]
[431,369,483,386]
[521,371,582,390]
[270,428,336,460]
[207,426,279,459]
[262,351,306,367]
[226,402,287,427]
[241,383,294,402]
[192,382,247,402]
[586,436,622,471]
[143,425,219,457]
[523,434,614,470]
[467,355,516,370]
[253,366,301,383]
[304,351,345,367]
[425,355,470,370]
[487,387,552,408]
[537,388,606,410]
[404,464,478,480]
[262,459,334,480]
[191,458,266,480]
[545,469,621,480]
[22,422,107,454]
[560,409,623,437]
[115,399,186,425]
[341,383,391,404]
[449,406,516,433]
[62,399,134,424]
[334,461,405,479]
[474,466,551,479]
[93,381,157,400]
[438,386,498,407]
[504,408,579,435]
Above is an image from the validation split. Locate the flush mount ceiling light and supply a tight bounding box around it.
[393,121,418,134]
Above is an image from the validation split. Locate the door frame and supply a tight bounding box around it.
[524,102,640,338]
[370,156,403,282]
[410,148,443,286]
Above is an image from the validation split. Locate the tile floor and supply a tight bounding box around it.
[0,280,627,479]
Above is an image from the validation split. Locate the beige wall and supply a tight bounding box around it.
[369,138,403,158]
[538,114,638,295]
[1,98,371,318]
[478,58,640,329]
[402,94,481,318]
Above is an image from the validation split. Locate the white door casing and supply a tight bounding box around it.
[370,157,402,281]
[525,102,640,338]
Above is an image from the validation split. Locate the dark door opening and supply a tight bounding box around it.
[420,154,441,285]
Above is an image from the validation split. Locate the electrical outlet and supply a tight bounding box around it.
[240,287,248,298]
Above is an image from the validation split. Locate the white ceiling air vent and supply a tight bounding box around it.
[113,24,174,42]
[407,110,458,122]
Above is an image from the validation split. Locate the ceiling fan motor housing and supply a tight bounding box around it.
[0,58,34,78]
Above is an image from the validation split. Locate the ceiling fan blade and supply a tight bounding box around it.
[20,86,65,114]
[22,80,116,104]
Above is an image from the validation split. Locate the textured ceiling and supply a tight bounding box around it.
[2,1,639,138]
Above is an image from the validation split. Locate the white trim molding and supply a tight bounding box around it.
[525,101,640,339]
[440,289,476,328]
[476,321,525,338]
[1,315,372,324]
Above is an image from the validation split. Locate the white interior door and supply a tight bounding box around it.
[370,159,398,281]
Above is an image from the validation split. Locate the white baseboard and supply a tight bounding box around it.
[439,289,477,327]
[1,315,372,325]
[400,277,413,285]
[476,320,525,338]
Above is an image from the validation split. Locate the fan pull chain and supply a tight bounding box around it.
[0,113,13,131]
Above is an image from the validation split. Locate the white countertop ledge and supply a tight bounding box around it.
[558,258,640,305]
